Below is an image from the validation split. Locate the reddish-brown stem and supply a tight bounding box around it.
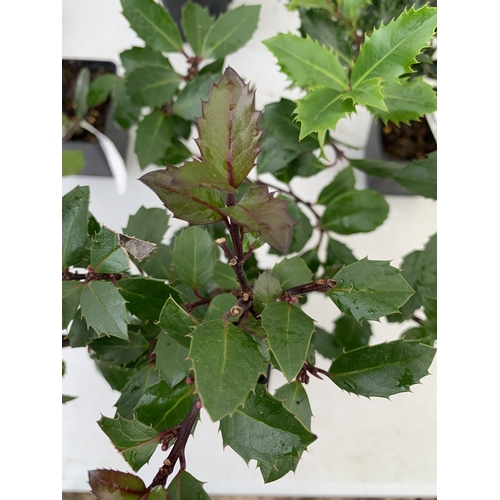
[147,398,201,490]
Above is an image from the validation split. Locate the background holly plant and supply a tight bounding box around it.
[62,64,436,499]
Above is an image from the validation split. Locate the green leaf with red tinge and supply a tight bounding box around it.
[88,469,147,500]
[188,319,265,421]
[140,165,226,225]
[167,470,211,500]
[98,416,160,472]
[221,186,296,253]
[172,67,262,192]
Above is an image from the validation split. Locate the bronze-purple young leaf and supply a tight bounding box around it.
[222,186,296,253]
[172,67,263,191]
[140,165,225,225]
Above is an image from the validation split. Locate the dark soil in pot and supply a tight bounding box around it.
[381,118,437,161]
[365,118,437,195]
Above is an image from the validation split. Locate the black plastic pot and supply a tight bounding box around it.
[364,119,412,196]
[162,0,231,25]
[62,59,128,177]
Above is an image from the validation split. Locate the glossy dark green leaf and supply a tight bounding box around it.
[141,166,226,225]
[328,258,414,322]
[126,66,181,108]
[113,77,142,130]
[120,46,174,72]
[323,236,357,278]
[123,207,170,246]
[173,74,215,121]
[261,99,320,154]
[166,470,211,500]
[135,110,173,169]
[148,486,168,500]
[279,152,324,181]
[274,380,312,428]
[188,320,264,421]
[282,199,314,254]
[62,281,84,329]
[91,227,130,274]
[157,297,199,349]
[62,394,77,404]
[87,74,118,107]
[117,277,181,322]
[257,381,310,482]
[172,227,216,290]
[261,302,315,381]
[94,360,136,392]
[299,8,353,66]
[98,416,160,472]
[115,364,160,419]
[154,332,191,387]
[387,250,423,323]
[67,314,98,347]
[400,326,435,346]
[256,134,297,175]
[317,167,356,206]
[211,261,238,290]
[88,469,146,500]
[121,0,183,53]
[173,68,262,192]
[415,233,437,325]
[62,186,90,268]
[141,243,175,280]
[134,380,196,431]
[181,2,214,56]
[81,281,128,340]
[311,326,337,359]
[328,339,436,398]
[199,58,225,76]
[203,293,237,321]
[330,315,372,356]
[263,33,347,91]
[253,271,282,315]
[320,189,389,234]
[349,157,405,178]
[392,151,437,199]
[203,5,260,59]
[272,256,313,290]
[219,385,316,463]
[74,67,90,118]
[90,330,149,365]
[222,186,296,254]
[62,149,85,176]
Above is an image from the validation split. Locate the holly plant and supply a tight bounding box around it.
[63,63,436,498]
